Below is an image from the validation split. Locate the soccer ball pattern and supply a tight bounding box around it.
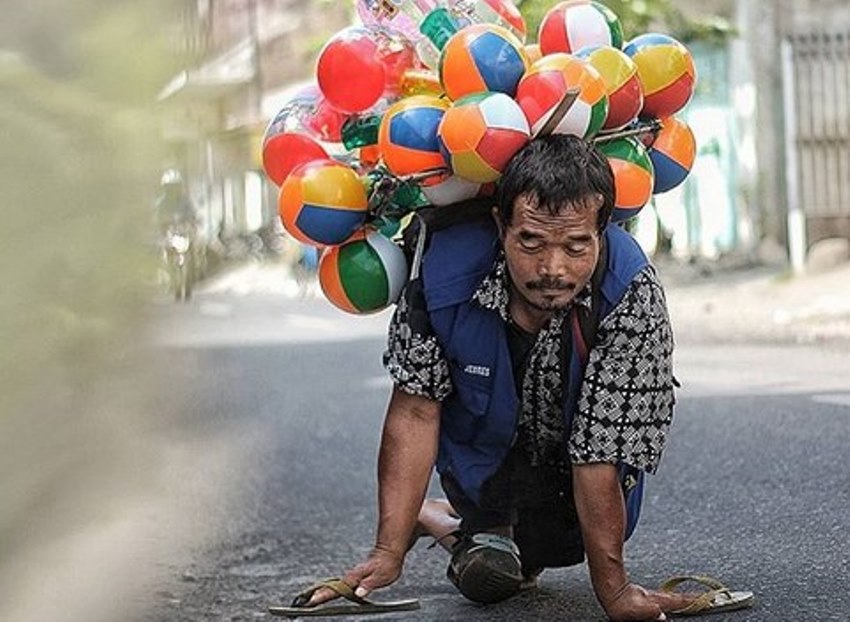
[438,91,531,183]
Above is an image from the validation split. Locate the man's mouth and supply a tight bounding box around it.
[527,281,574,292]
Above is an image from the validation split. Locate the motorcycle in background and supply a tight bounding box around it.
[162,221,195,301]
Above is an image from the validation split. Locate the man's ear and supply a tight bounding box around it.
[491,206,505,240]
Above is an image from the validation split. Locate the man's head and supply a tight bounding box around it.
[493,135,614,315]
[496,134,614,230]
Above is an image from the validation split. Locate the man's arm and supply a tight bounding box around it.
[573,463,664,621]
[366,386,442,586]
[306,386,440,605]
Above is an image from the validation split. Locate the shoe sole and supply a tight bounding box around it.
[452,547,523,604]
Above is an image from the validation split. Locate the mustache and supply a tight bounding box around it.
[526,278,574,291]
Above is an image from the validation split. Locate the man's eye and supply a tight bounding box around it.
[519,238,543,250]
[566,242,589,254]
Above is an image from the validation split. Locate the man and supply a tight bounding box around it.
[294,135,747,620]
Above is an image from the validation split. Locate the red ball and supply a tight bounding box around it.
[262,132,328,187]
[317,27,386,114]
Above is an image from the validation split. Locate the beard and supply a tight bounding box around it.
[524,278,575,311]
[516,284,576,312]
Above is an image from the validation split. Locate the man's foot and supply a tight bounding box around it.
[447,533,524,604]
[410,498,461,552]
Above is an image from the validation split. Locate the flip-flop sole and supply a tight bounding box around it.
[671,590,755,617]
[268,598,421,618]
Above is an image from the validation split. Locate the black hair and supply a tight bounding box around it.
[497,134,614,232]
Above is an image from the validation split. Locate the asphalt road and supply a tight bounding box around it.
[139,287,850,622]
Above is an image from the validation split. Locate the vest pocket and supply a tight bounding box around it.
[442,373,492,444]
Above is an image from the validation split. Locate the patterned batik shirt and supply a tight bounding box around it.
[383,254,676,474]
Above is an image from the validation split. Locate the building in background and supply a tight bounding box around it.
[158,0,349,253]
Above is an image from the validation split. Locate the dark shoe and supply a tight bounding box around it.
[447,533,523,604]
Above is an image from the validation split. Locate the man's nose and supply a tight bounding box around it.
[538,248,568,277]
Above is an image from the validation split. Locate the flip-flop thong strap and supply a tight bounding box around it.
[660,574,728,593]
[292,578,367,607]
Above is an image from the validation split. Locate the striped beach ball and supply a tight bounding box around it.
[538,0,624,56]
[378,95,451,177]
[648,116,696,194]
[439,23,529,101]
[624,33,696,120]
[516,53,609,139]
[575,45,643,131]
[278,159,368,246]
[438,91,530,183]
[597,137,655,222]
[319,230,409,314]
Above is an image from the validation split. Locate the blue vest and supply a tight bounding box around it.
[421,219,649,537]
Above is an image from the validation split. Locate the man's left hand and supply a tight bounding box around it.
[601,582,666,621]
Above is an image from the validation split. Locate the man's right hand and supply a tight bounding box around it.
[304,547,404,607]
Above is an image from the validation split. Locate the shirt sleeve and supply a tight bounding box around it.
[569,267,676,474]
[383,275,453,401]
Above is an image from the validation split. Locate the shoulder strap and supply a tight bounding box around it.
[402,198,497,284]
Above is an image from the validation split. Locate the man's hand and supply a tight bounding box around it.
[303,547,404,607]
[344,546,404,598]
[601,582,666,621]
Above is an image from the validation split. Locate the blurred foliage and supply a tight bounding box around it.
[0,1,174,419]
[516,0,734,45]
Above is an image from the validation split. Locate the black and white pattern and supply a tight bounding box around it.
[470,255,512,322]
[569,269,675,473]
[384,255,675,474]
[515,312,568,467]
[383,277,453,401]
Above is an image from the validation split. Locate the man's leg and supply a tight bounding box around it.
[438,474,524,604]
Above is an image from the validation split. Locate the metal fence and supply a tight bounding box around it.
[785,30,850,249]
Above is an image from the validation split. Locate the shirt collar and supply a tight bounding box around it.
[471,252,593,323]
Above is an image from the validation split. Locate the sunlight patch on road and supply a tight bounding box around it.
[811,394,850,408]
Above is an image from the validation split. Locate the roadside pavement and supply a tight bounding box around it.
[658,256,850,348]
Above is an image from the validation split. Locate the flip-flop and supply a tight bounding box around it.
[660,575,755,617]
[268,578,421,618]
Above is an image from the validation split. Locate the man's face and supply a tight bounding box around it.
[497,194,601,313]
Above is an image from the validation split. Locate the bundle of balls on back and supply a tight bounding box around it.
[261,0,698,314]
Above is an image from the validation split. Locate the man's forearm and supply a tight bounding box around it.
[374,388,441,560]
[573,462,629,608]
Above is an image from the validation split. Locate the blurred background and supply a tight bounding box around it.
[1,1,848,621]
